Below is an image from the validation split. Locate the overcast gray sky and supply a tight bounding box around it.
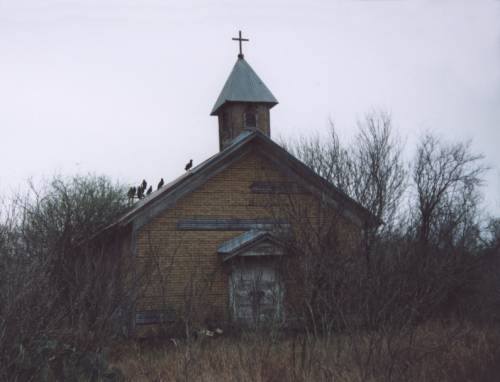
[1,0,499,214]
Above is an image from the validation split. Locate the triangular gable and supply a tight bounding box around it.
[250,136,380,228]
[105,130,380,233]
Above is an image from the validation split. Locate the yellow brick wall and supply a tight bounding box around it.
[134,147,361,322]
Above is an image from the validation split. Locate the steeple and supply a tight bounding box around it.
[211,31,278,151]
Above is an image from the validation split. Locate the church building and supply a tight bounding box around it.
[103,32,377,330]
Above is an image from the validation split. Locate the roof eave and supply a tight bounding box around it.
[210,99,278,116]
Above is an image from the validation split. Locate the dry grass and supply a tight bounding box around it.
[110,322,500,382]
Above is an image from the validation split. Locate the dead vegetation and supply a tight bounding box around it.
[111,322,500,382]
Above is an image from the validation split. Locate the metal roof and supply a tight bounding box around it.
[210,57,278,115]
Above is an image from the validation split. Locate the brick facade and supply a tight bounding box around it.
[133,146,361,324]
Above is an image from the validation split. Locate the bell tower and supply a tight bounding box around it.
[211,31,278,151]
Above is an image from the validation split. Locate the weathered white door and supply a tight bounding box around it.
[229,262,283,326]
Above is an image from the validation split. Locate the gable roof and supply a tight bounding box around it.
[103,130,380,235]
[210,57,278,116]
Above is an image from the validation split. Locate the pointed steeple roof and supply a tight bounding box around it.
[210,57,278,116]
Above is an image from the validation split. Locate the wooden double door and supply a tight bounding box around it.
[229,260,283,326]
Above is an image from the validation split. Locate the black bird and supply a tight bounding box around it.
[185,159,193,171]
[141,179,147,190]
[146,186,153,195]
[137,185,144,199]
[127,186,136,199]
[157,178,164,190]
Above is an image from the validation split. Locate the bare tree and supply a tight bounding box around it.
[350,111,407,234]
[282,123,353,193]
[282,111,407,233]
[412,134,487,248]
[282,111,407,272]
[487,217,500,253]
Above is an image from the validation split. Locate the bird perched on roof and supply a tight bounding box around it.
[185,159,193,171]
[157,178,164,190]
[137,184,144,199]
[141,179,147,190]
[127,186,136,200]
[146,186,153,195]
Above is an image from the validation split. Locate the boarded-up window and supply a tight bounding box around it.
[250,181,306,194]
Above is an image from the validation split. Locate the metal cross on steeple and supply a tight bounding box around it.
[232,30,249,59]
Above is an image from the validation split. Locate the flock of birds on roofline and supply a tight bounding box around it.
[127,159,193,202]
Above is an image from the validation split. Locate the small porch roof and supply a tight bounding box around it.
[217,230,284,262]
